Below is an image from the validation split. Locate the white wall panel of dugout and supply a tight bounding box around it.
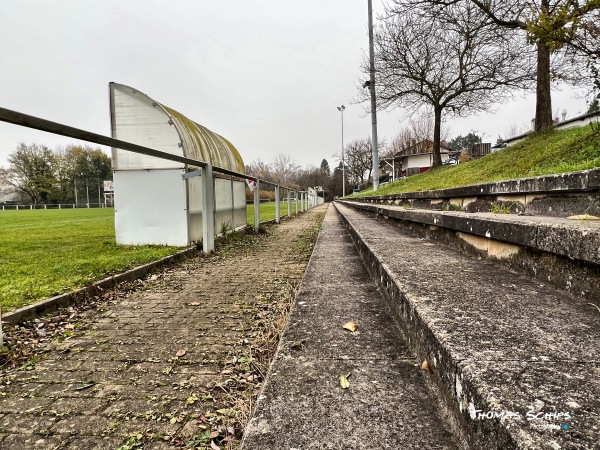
[110,82,246,246]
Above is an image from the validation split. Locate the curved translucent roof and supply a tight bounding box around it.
[160,104,245,173]
[110,82,244,173]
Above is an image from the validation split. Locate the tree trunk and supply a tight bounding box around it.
[432,106,443,167]
[534,41,553,132]
[535,0,553,133]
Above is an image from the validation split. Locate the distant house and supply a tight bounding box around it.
[394,139,452,178]
[502,110,600,147]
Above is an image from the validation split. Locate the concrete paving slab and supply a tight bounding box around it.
[242,206,459,449]
[245,357,457,450]
[281,308,411,360]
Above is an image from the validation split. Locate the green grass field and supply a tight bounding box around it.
[246,200,298,225]
[0,208,180,311]
[0,202,299,312]
[355,125,600,197]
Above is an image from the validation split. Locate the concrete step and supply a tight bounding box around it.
[241,205,461,449]
[360,168,600,218]
[340,200,600,306]
[334,202,600,449]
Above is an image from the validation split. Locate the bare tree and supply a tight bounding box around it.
[271,153,300,185]
[337,137,387,186]
[387,114,451,157]
[364,2,534,167]
[398,0,600,132]
[245,159,273,183]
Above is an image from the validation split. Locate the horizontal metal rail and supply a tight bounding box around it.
[0,106,308,192]
[0,107,206,169]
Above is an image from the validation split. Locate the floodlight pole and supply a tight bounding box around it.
[337,105,346,197]
[368,0,379,191]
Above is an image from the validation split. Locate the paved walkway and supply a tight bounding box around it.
[242,205,459,449]
[0,205,327,449]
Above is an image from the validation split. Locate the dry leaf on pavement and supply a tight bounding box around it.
[340,372,351,389]
[566,214,600,220]
[343,321,359,332]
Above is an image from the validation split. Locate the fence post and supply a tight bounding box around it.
[201,164,215,254]
[287,189,291,218]
[295,191,298,215]
[254,179,260,232]
[275,185,281,224]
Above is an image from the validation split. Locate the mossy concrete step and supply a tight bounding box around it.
[357,168,600,218]
[340,200,600,306]
[334,202,600,449]
[241,206,460,449]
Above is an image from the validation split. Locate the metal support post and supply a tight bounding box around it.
[254,180,260,232]
[201,165,215,254]
[295,192,298,214]
[275,185,280,224]
[287,189,291,218]
[368,0,379,191]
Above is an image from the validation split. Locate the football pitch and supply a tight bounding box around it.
[1,202,293,311]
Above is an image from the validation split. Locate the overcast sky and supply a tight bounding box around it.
[0,0,593,170]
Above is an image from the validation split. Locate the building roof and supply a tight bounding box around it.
[110,83,245,173]
[394,139,451,157]
[501,110,600,145]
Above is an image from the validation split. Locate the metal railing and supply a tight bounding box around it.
[0,203,110,210]
[0,107,322,253]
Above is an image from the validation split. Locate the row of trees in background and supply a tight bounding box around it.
[245,156,341,198]
[361,0,600,168]
[0,144,112,205]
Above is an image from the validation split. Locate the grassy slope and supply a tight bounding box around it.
[356,125,600,197]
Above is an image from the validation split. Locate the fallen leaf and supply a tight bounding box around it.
[176,349,187,357]
[211,441,221,450]
[340,373,351,389]
[210,430,220,439]
[72,382,96,391]
[189,302,201,306]
[150,274,159,281]
[566,214,600,220]
[343,321,359,332]
[64,324,75,330]
[421,360,430,372]
[290,340,304,350]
